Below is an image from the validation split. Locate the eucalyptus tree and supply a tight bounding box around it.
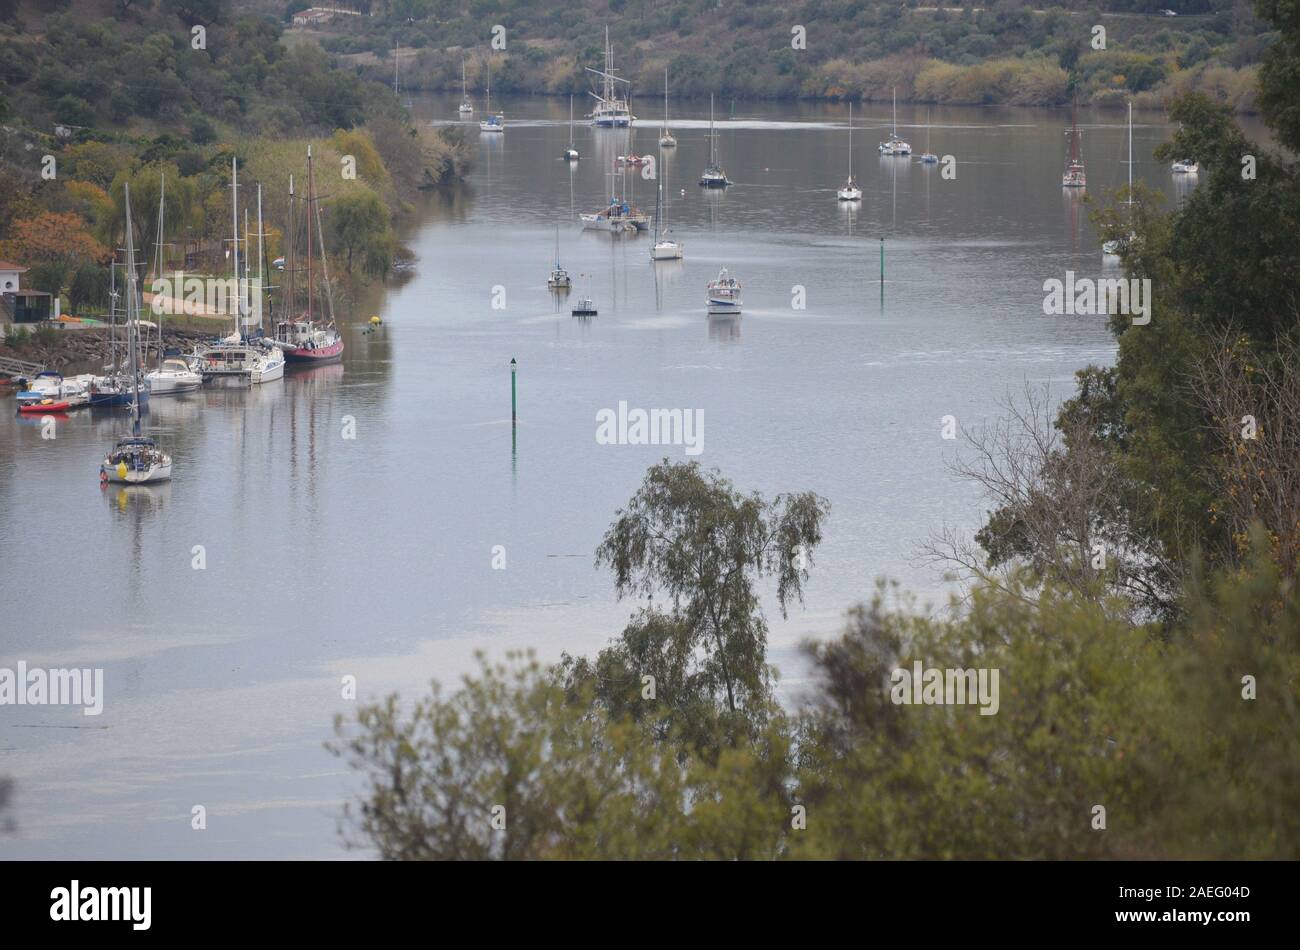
[591,461,829,733]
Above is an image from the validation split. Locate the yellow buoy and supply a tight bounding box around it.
[369,315,382,325]
[116,461,128,479]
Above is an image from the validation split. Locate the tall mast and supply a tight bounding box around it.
[154,171,165,370]
[848,102,853,175]
[230,157,240,339]
[1126,100,1133,206]
[712,92,722,165]
[306,145,314,325]
[892,87,897,137]
[1071,97,1080,163]
[286,174,295,323]
[313,179,335,326]
[256,182,265,327]
[569,94,574,147]
[124,182,140,436]
[663,67,669,134]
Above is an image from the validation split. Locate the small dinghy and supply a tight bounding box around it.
[18,398,72,413]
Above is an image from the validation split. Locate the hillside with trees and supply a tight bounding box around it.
[284,0,1269,112]
[0,0,470,327]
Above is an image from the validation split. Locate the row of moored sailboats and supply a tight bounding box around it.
[33,147,347,485]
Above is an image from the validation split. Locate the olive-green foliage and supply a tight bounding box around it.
[335,542,1298,860]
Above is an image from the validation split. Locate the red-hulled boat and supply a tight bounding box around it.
[18,398,71,413]
[274,144,344,366]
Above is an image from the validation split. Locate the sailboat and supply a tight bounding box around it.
[275,147,343,362]
[658,67,676,148]
[197,158,285,384]
[562,94,579,161]
[837,103,862,201]
[458,58,473,115]
[581,159,650,231]
[920,108,938,164]
[1103,102,1137,256]
[548,227,572,288]
[587,27,633,127]
[145,172,202,395]
[1062,97,1086,188]
[1171,158,1198,174]
[698,94,731,188]
[878,88,911,155]
[90,255,152,407]
[651,144,684,260]
[101,182,172,485]
[479,62,504,132]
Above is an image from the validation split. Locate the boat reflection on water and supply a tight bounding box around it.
[102,480,172,515]
[707,313,741,343]
[286,360,345,387]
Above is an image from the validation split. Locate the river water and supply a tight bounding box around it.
[0,96,1236,857]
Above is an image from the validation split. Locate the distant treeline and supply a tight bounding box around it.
[299,0,1267,112]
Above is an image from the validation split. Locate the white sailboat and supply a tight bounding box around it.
[1062,97,1087,188]
[479,63,504,132]
[651,143,683,260]
[658,67,676,148]
[548,227,572,288]
[145,172,202,395]
[920,108,938,164]
[1171,158,1198,174]
[587,27,633,127]
[458,58,473,115]
[837,103,862,201]
[698,94,731,188]
[878,88,911,155]
[197,159,284,384]
[562,94,579,161]
[101,182,172,485]
[1103,102,1138,257]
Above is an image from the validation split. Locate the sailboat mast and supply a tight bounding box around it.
[154,171,165,370]
[286,175,294,321]
[569,94,574,146]
[663,67,668,133]
[230,157,240,339]
[124,183,140,435]
[710,93,716,164]
[1127,100,1133,205]
[306,145,314,325]
[848,102,853,174]
[256,182,265,327]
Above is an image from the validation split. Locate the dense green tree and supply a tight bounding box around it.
[328,189,390,274]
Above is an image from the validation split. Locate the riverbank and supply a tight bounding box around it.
[0,325,212,373]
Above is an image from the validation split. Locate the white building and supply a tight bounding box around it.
[0,261,25,293]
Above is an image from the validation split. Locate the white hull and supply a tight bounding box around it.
[651,241,683,260]
[837,188,862,201]
[102,461,172,484]
[145,370,202,394]
[659,135,676,147]
[707,300,741,315]
[252,354,285,383]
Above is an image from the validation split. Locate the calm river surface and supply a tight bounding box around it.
[1,96,1236,857]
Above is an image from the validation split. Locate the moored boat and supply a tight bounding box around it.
[275,146,344,365]
[706,268,742,315]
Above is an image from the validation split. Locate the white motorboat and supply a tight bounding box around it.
[878,88,911,155]
[145,357,202,394]
[1171,159,1198,174]
[706,268,742,315]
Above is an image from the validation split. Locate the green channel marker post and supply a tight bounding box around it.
[510,357,517,424]
[880,237,885,305]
